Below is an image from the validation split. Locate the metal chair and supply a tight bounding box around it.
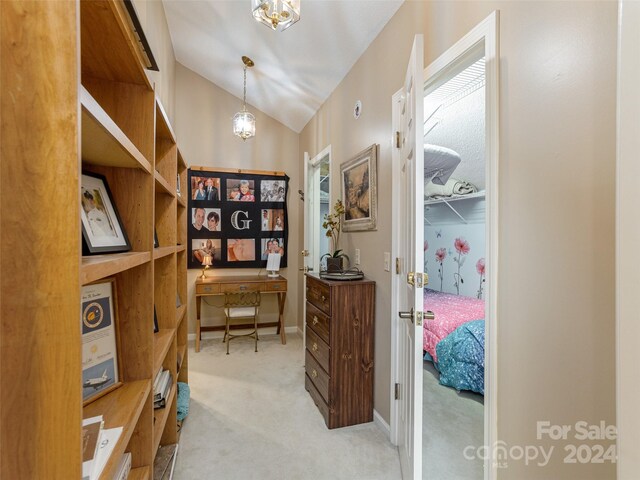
[223,291,261,354]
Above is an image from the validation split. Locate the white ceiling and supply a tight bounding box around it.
[162,0,403,132]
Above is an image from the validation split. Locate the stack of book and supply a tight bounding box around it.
[82,415,123,480]
[114,452,131,480]
[154,368,173,409]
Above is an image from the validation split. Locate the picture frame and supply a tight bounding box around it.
[81,278,122,405]
[81,172,131,254]
[341,144,378,232]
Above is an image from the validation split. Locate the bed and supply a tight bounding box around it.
[423,288,485,394]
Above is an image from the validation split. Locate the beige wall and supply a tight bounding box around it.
[174,63,301,338]
[132,0,176,121]
[616,1,640,478]
[300,2,617,478]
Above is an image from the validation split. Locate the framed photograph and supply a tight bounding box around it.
[191,238,222,263]
[81,172,131,254]
[81,278,122,405]
[191,175,220,201]
[226,179,256,202]
[341,144,378,232]
[260,180,286,202]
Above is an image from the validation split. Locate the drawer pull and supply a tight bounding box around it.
[239,285,247,290]
[312,316,318,326]
[321,295,326,302]
[312,342,318,352]
[204,286,212,292]
[311,369,318,378]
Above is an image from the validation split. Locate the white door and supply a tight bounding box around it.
[393,35,424,480]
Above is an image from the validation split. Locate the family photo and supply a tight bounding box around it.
[191,176,220,201]
[261,209,285,231]
[227,179,256,201]
[190,207,221,233]
[260,180,286,202]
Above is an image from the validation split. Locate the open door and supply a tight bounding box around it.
[392,35,424,480]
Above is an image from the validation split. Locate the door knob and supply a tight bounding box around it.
[301,250,309,257]
[425,310,435,320]
[398,307,415,323]
[299,266,310,272]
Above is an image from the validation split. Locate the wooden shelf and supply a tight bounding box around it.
[177,195,187,208]
[177,150,187,169]
[177,305,187,328]
[81,251,151,285]
[176,244,186,253]
[156,98,177,143]
[153,383,177,456]
[128,466,150,480]
[153,246,176,260]
[83,379,151,480]
[81,86,152,173]
[177,343,187,373]
[153,329,176,376]
[154,170,176,197]
[80,0,152,88]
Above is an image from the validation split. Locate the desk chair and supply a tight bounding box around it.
[223,292,261,354]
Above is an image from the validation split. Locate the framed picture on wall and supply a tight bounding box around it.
[341,144,378,232]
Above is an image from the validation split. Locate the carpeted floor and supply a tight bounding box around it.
[422,361,484,480]
[173,333,402,480]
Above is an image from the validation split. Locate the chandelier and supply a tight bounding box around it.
[252,0,300,32]
[232,56,256,141]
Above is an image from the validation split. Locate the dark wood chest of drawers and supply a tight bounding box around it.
[304,273,375,429]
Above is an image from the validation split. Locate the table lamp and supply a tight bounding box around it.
[201,254,212,279]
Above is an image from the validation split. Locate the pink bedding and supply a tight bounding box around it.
[423,289,485,363]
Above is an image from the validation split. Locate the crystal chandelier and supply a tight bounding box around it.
[233,56,256,141]
[252,0,300,32]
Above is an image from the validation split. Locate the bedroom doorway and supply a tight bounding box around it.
[391,12,499,480]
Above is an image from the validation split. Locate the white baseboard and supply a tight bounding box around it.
[373,409,390,439]
[188,325,299,342]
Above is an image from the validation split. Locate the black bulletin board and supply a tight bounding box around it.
[187,167,289,269]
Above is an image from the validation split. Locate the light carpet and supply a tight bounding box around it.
[173,333,402,480]
[422,361,484,480]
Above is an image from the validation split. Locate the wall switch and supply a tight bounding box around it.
[355,249,361,265]
[384,252,391,272]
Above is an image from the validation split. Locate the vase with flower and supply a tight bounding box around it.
[321,199,350,272]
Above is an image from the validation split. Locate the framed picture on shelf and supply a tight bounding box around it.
[81,172,131,254]
[81,278,122,405]
[341,144,378,232]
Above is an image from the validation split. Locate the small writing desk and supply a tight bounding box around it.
[195,275,287,352]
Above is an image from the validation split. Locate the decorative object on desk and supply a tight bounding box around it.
[341,144,378,232]
[187,167,289,269]
[266,252,281,277]
[154,228,159,248]
[321,199,349,272]
[153,305,159,333]
[81,278,122,405]
[80,172,131,254]
[201,254,212,279]
[320,267,365,281]
[233,56,256,140]
[252,0,300,31]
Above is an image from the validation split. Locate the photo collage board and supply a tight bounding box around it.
[187,168,289,269]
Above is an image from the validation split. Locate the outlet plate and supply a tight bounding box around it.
[355,249,361,265]
[384,252,391,272]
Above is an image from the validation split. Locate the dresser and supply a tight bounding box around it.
[304,273,375,429]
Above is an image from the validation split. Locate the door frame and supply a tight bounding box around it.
[390,11,500,480]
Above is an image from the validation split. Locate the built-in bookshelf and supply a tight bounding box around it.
[0,1,188,477]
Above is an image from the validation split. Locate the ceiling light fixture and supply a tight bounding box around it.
[233,56,256,141]
[252,0,300,31]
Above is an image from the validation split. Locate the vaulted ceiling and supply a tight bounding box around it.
[163,0,403,132]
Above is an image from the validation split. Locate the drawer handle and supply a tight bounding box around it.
[312,342,318,352]
[204,287,212,292]
[239,285,247,290]
[321,295,326,302]
[311,369,318,378]
[312,316,318,326]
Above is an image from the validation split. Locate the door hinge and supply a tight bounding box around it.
[395,131,401,149]
[395,383,400,400]
[416,311,423,327]
[395,257,401,274]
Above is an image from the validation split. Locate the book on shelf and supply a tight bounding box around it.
[154,370,171,401]
[154,443,179,480]
[91,426,123,480]
[114,451,131,480]
[82,416,103,480]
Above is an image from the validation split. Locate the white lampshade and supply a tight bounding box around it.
[252,0,300,31]
[202,254,213,267]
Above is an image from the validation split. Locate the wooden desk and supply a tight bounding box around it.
[195,275,287,352]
